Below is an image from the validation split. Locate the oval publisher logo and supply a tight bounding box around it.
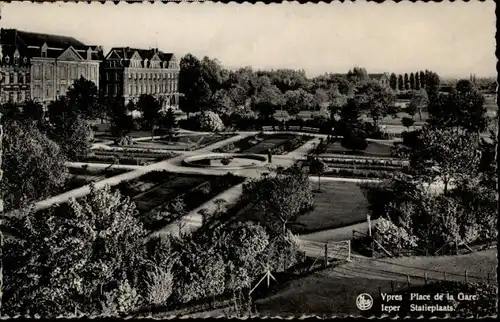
[356,293,374,311]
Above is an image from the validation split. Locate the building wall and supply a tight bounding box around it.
[0,64,31,105]
[102,64,179,108]
[31,58,99,104]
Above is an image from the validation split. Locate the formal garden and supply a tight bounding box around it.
[115,171,244,231]
[213,132,313,154]
[0,58,497,319]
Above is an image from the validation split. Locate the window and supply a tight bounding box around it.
[14,56,19,65]
[4,72,9,84]
[13,73,18,84]
[41,51,47,58]
[115,73,119,81]
[149,73,152,80]
[136,85,139,94]
[106,73,110,81]
[128,84,132,94]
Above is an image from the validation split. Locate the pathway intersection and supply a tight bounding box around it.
[18,130,447,260]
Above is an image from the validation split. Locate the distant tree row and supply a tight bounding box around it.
[389,70,440,92]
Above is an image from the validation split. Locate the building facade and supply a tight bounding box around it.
[101,47,180,109]
[0,29,103,107]
[369,73,390,87]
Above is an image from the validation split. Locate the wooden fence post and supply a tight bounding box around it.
[406,275,410,288]
[424,272,428,285]
[324,243,328,267]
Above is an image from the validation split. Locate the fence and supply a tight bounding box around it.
[351,230,497,286]
[299,240,352,272]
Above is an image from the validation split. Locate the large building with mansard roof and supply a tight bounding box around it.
[0,28,103,106]
[101,47,180,109]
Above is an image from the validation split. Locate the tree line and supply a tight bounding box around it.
[388,70,441,92]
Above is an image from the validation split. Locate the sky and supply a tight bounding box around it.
[0,1,496,78]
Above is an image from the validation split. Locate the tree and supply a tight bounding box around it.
[137,94,162,141]
[354,81,395,128]
[347,67,369,84]
[107,97,134,138]
[52,114,93,161]
[415,72,421,90]
[243,171,314,235]
[401,117,415,130]
[162,107,177,141]
[424,70,440,103]
[408,89,429,121]
[404,73,410,90]
[0,120,68,211]
[211,89,235,116]
[419,70,426,88]
[22,100,45,123]
[179,54,211,116]
[284,89,314,116]
[251,77,284,118]
[66,76,103,120]
[427,81,487,134]
[2,185,148,317]
[313,88,329,110]
[409,126,481,195]
[398,74,404,91]
[410,72,415,90]
[341,134,368,153]
[389,73,397,90]
[309,157,328,191]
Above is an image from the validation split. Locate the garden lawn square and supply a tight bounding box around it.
[288,180,369,234]
[117,134,235,151]
[322,140,394,157]
[241,134,296,154]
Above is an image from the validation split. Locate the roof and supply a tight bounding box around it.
[108,47,175,63]
[0,28,103,60]
[368,73,389,80]
[1,28,84,49]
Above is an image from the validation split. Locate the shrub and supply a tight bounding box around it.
[198,111,225,132]
[372,217,419,256]
[220,157,233,166]
[114,135,134,146]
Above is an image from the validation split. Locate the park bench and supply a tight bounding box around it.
[289,126,301,131]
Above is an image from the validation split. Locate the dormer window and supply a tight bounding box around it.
[41,43,48,58]
[4,56,10,64]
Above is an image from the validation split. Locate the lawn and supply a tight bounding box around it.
[320,140,395,157]
[252,249,497,317]
[116,134,236,151]
[288,180,370,234]
[116,171,244,230]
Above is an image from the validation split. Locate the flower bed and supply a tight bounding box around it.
[270,135,313,155]
[318,156,407,166]
[92,146,179,155]
[84,155,160,166]
[320,167,394,179]
[90,149,179,159]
